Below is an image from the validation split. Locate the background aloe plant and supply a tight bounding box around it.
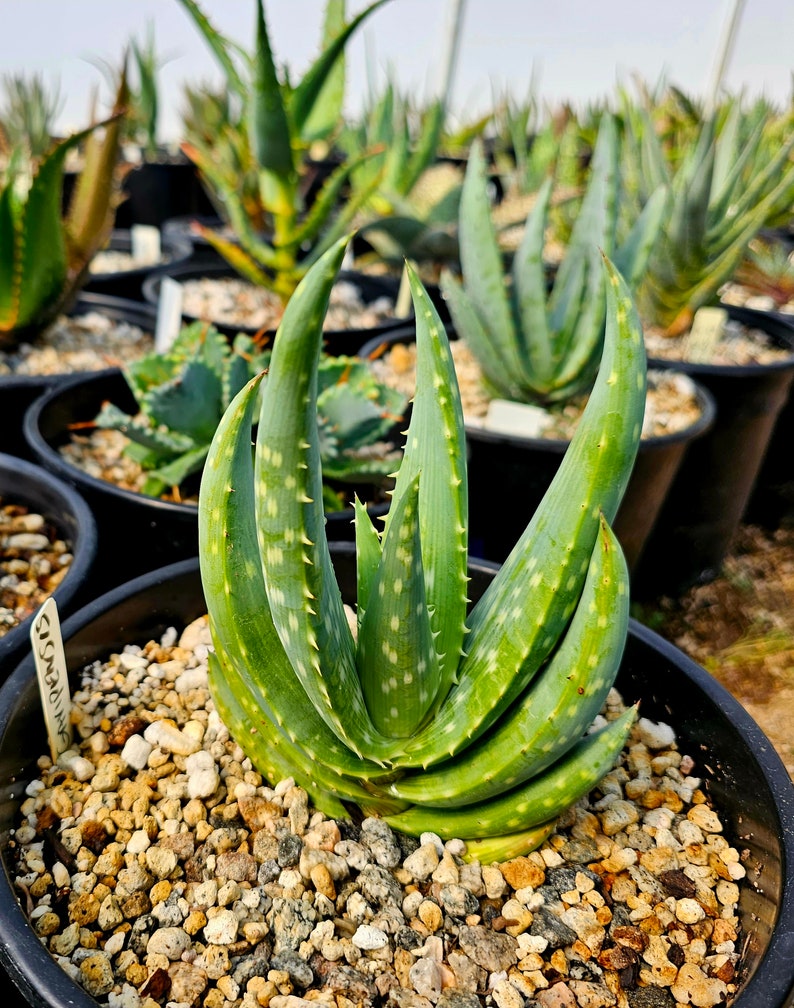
[441,114,665,405]
[0,67,127,348]
[199,234,646,859]
[626,96,794,335]
[95,319,406,507]
[177,0,388,305]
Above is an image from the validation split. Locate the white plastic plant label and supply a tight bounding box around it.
[155,276,184,353]
[131,223,161,265]
[683,306,728,363]
[482,398,551,439]
[30,597,73,762]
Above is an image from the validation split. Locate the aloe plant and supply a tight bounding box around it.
[627,98,794,335]
[95,320,405,506]
[177,0,388,304]
[0,73,62,161]
[441,116,665,405]
[0,68,127,349]
[729,237,794,306]
[340,82,460,267]
[198,233,646,859]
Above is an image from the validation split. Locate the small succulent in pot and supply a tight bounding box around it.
[177,0,388,306]
[94,320,406,508]
[198,232,647,860]
[625,97,794,336]
[441,114,665,406]
[0,66,127,348]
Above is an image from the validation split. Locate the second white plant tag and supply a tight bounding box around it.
[30,597,73,762]
[155,276,184,353]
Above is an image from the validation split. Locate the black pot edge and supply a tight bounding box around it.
[85,229,194,283]
[359,328,720,453]
[23,370,393,528]
[140,264,413,341]
[0,454,97,670]
[648,305,794,378]
[0,552,791,1006]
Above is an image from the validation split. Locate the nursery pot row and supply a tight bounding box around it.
[633,305,794,597]
[0,551,792,1006]
[0,453,97,674]
[0,294,157,462]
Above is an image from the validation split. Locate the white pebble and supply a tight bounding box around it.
[56,750,95,782]
[144,720,200,756]
[636,718,677,750]
[203,909,239,945]
[185,750,220,799]
[675,898,706,924]
[352,924,389,950]
[120,735,153,770]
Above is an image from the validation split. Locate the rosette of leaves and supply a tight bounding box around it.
[339,80,461,267]
[0,73,62,161]
[198,234,647,860]
[95,321,406,506]
[626,97,794,335]
[0,68,127,348]
[177,0,388,304]
[440,115,665,405]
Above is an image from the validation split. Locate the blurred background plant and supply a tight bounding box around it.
[0,72,63,161]
[0,64,128,347]
[177,0,388,305]
[624,91,794,335]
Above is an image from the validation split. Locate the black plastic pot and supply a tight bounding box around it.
[0,551,792,1006]
[142,262,411,357]
[161,214,230,267]
[0,294,156,461]
[359,329,717,573]
[0,453,97,676]
[633,306,794,597]
[22,370,390,596]
[82,229,193,302]
[113,158,216,230]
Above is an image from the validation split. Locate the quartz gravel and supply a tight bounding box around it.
[0,312,153,378]
[0,500,74,639]
[179,277,397,333]
[9,617,746,1008]
[369,341,705,441]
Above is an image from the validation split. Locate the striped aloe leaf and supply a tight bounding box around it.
[199,235,646,860]
[442,114,665,405]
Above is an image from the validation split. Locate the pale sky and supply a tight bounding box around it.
[1,0,792,142]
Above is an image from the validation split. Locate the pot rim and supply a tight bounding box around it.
[647,304,794,378]
[0,452,97,662]
[0,552,792,1006]
[141,263,413,338]
[0,294,157,391]
[360,327,719,453]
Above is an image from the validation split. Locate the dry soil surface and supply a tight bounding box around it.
[636,522,794,779]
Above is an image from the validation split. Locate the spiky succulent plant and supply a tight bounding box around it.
[198,233,646,860]
[177,0,388,304]
[95,320,405,505]
[0,68,127,348]
[441,115,665,405]
[627,99,794,335]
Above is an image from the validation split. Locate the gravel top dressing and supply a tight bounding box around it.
[0,313,154,378]
[0,499,74,639]
[9,616,745,1008]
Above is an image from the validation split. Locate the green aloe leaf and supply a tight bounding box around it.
[357,472,441,738]
[254,237,389,758]
[199,371,393,790]
[394,256,646,768]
